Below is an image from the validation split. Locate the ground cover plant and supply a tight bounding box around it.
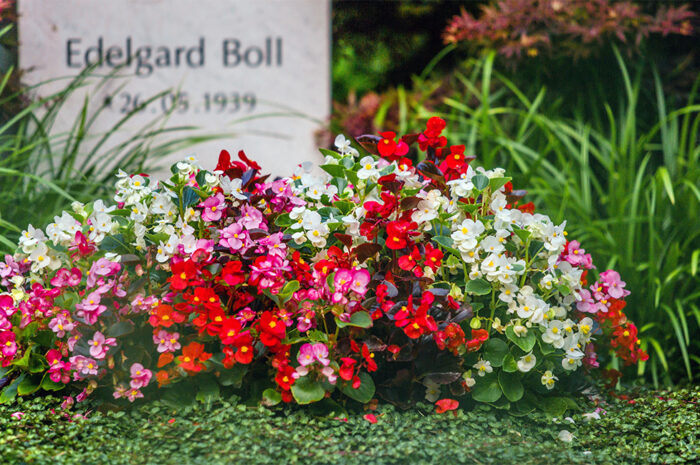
[1,386,698,464]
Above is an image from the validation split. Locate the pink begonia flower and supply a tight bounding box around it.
[321,366,337,384]
[75,291,107,325]
[0,315,11,331]
[297,310,316,332]
[88,331,117,359]
[297,343,316,366]
[86,258,121,288]
[292,364,310,379]
[76,388,89,403]
[219,223,248,251]
[10,412,24,420]
[312,343,330,366]
[50,267,82,288]
[113,385,130,400]
[131,295,158,314]
[599,270,630,299]
[67,332,82,352]
[0,330,17,362]
[126,388,144,402]
[199,193,225,222]
[576,289,597,313]
[257,232,286,258]
[61,396,74,410]
[239,206,264,230]
[48,312,76,338]
[334,269,354,294]
[349,269,371,295]
[153,329,181,353]
[46,349,71,384]
[297,343,330,367]
[0,294,16,317]
[70,355,99,379]
[129,363,152,389]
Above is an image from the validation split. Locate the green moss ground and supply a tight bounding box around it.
[1,387,698,465]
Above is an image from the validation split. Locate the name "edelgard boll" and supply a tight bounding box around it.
[66,37,283,76]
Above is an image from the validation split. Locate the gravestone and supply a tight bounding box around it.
[18,0,330,176]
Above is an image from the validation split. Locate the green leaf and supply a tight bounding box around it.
[219,364,248,387]
[540,396,569,417]
[339,372,375,404]
[502,353,518,373]
[472,174,489,191]
[505,327,537,353]
[100,234,129,253]
[107,321,134,338]
[261,388,282,407]
[274,213,293,227]
[512,226,531,243]
[277,280,300,303]
[489,177,512,192]
[483,338,509,367]
[464,278,492,296]
[12,349,30,368]
[182,186,200,208]
[498,371,524,402]
[17,375,41,396]
[333,200,355,215]
[335,311,373,329]
[319,148,341,160]
[40,373,65,392]
[432,235,453,248]
[162,381,196,408]
[471,373,502,403]
[28,353,48,374]
[0,374,25,404]
[320,164,346,178]
[538,338,555,355]
[195,376,221,403]
[291,376,326,405]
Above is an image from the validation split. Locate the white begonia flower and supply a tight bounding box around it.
[517,353,537,372]
[334,134,359,157]
[306,223,329,248]
[357,156,379,180]
[577,317,594,343]
[46,222,70,245]
[513,324,528,337]
[480,253,501,279]
[541,370,558,389]
[498,284,519,303]
[481,235,505,255]
[175,218,195,236]
[92,199,116,215]
[558,430,574,443]
[183,207,199,222]
[55,211,82,238]
[128,175,147,190]
[460,247,480,264]
[129,202,148,223]
[543,220,567,252]
[473,360,493,377]
[468,265,482,280]
[301,210,323,231]
[540,273,555,290]
[423,379,441,403]
[290,231,306,245]
[289,206,307,230]
[305,183,325,200]
[452,218,485,249]
[29,241,51,272]
[582,410,602,421]
[18,224,46,253]
[562,355,583,371]
[542,320,565,347]
[342,214,361,237]
[411,199,438,225]
[464,376,476,388]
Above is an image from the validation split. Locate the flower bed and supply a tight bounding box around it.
[0,118,646,412]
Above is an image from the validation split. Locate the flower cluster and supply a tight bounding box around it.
[0,119,645,412]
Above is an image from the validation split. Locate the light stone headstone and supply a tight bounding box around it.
[18,0,330,177]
